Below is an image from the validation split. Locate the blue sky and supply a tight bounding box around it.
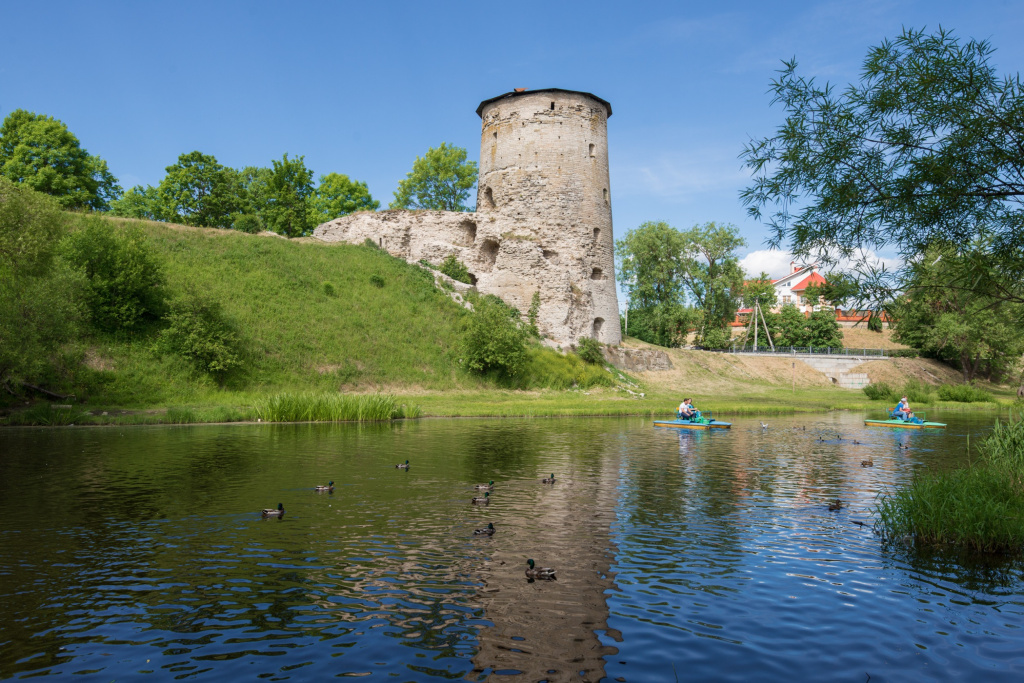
[3,0,1022,281]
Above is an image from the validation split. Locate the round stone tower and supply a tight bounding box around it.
[475,89,621,344]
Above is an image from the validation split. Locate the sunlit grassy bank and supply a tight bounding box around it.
[877,415,1024,555]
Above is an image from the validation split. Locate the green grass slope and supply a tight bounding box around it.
[82,217,473,407]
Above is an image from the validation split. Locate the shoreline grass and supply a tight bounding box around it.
[876,414,1024,555]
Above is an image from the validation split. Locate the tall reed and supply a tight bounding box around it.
[876,414,1024,554]
[253,392,414,422]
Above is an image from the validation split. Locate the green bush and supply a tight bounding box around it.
[863,382,893,401]
[439,254,473,284]
[158,291,243,379]
[626,303,697,347]
[937,383,995,403]
[867,313,883,332]
[369,273,385,288]
[576,337,605,364]
[527,291,541,337]
[232,214,263,233]
[888,348,920,358]
[322,281,336,297]
[463,294,528,378]
[61,217,166,332]
[863,379,934,404]
[699,325,732,350]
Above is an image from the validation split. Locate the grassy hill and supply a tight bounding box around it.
[70,217,476,409]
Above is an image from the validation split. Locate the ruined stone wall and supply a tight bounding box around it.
[312,89,622,346]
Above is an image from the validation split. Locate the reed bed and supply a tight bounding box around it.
[876,414,1024,554]
[253,392,415,422]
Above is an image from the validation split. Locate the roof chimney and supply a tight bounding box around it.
[790,261,797,274]
[514,88,527,92]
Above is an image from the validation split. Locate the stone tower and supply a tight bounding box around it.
[475,89,621,344]
[313,88,622,346]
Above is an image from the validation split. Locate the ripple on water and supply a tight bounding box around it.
[2,415,1023,681]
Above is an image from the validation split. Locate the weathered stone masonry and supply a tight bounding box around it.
[313,88,621,346]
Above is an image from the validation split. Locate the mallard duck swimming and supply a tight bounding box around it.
[861,459,873,467]
[262,503,285,517]
[396,460,410,469]
[474,481,495,490]
[525,559,556,580]
[828,499,843,511]
[542,473,556,483]
[315,480,334,492]
[471,491,490,505]
[474,522,495,536]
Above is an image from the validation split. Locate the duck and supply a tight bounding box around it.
[828,499,843,512]
[315,480,334,492]
[542,473,556,484]
[472,491,490,505]
[525,559,556,580]
[853,440,861,445]
[760,422,768,429]
[474,480,495,491]
[396,459,410,469]
[474,522,496,536]
[861,459,873,467]
[262,503,285,517]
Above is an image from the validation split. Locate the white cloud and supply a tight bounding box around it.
[740,247,903,280]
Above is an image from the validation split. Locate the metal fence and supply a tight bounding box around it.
[723,345,889,358]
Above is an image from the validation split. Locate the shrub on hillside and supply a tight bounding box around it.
[0,178,86,393]
[699,325,732,350]
[888,348,920,358]
[322,281,336,297]
[867,313,883,332]
[439,254,473,284]
[233,214,263,233]
[462,294,528,378]
[576,337,605,364]
[158,291,243,379]
[937,383,995,403]
[863,379,934,404]
[61,217,165,332]
[369,273,385,288]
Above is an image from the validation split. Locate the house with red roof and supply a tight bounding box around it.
[733,262,887,327]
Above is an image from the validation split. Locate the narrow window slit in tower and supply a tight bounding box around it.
[550,102,555,110]
[493,131,497,140]
[603,189,609,204]
[589,143,595,157]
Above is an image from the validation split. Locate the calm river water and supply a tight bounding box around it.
[1,413,1022,681]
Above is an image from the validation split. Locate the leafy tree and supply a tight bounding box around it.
[155,151,242,228]
[742,272,776,309]
[309,173,379,225]
[805,310,844,348]
[0,178,85,390]
[391,142,477,211]
[263,153,315,237]
[615,220,687,309]
[625,303,699,348]
[741,27,1024,305]
[237,165,273,218]
[677,222,746,342]
[109,184,163,221]
[890,247,1024,381]
[772,304,810,347]
[158,291,243,380]
[61,218,166,332]
[867,312,883,332]
[0,109,122,210]
[463,294,528,378]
